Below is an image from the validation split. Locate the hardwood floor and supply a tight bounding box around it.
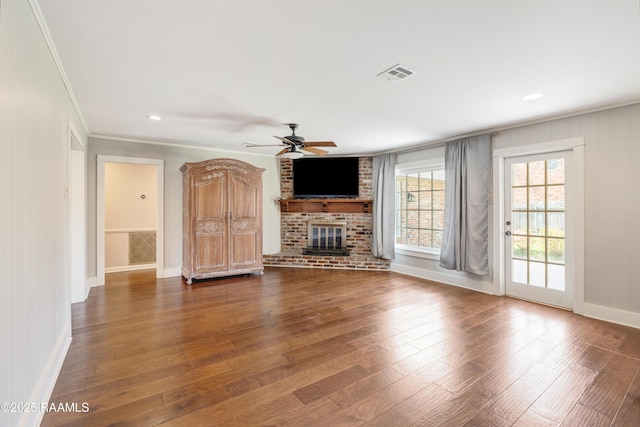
[42,267,640,426]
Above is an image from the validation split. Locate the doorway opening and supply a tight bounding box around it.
[96,155,164,286]
[492,137,585,313]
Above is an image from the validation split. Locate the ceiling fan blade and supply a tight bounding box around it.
[275,147,291,156]
[177,112,281,132]
[243,142,286,147]
[301,146,329,156]
[302,141,337,147]
[273,136,295,145]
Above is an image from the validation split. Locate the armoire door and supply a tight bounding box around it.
[228,170,262,270]
[194,172,228,273]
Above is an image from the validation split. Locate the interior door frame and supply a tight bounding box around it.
[97,155,164,286]
[68,123,87,303]
[492,137,585,314]
[504,151,573,308]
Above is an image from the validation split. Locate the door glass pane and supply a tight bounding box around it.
[547,159,565,184]
[513,259,527,283]
[548,264,566,290]
[528,161,546,185]
[512,188,527,210]
[512,163,528,186]
[513,236,527,259]
[529,212,545,236]
[529,237,546,262]
[529,187,545,210]
[512,212,527,235]
[547,212,565,237]
[547,238,565,263]
[547,185,565,210]
[529,262,546,287]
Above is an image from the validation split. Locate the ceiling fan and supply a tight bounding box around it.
[243,123,337,158]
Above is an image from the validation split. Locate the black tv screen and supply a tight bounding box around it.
[293,157,359,198]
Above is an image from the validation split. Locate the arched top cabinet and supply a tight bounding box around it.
[180,158,264,284]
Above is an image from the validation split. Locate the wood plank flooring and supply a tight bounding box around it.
[42,267,640,426]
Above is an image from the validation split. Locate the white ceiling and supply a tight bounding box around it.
[37,0,640,156]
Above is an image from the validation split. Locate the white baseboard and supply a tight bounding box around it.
[105,264,157,273]
[163,267,181,278]
[391,263,495,295]
[21,322,72,427]
[87,268,181,287]
[391,264,640,329]
[84,281,92,299]
[583,303,640,329]
[86,276,102,291]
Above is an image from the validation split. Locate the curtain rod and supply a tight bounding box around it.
[375,130,497,157]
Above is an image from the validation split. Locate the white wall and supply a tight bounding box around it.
[0,1,88,426]
[392,103,640,327]
[87,137,281,280]
[105,163,158,231]
[69,147,87,302]
[105,163,157,269]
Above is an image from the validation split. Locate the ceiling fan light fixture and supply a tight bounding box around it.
[281,150,304,159]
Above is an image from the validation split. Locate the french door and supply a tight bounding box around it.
[504,151,573,309]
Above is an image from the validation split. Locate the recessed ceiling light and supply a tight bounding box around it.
[521,93,544,101]
[147,114,162,121]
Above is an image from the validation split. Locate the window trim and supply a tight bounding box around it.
[395,244,441,260]
[396,159,445,175]
[395,158,445,256]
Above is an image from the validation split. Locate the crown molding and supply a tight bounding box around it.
[90,134,276,158]
[28,0,90,135]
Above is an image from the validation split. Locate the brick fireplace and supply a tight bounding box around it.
[263,157,391,270]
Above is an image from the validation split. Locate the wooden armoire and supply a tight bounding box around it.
[180,158,264,284]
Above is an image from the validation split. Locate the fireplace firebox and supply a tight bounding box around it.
[303,221,350,256]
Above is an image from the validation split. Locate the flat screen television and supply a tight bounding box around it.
[293,157,359,198]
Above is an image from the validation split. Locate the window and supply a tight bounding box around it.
[395,164,446,253]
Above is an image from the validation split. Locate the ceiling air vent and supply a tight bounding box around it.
[377,64,416,82]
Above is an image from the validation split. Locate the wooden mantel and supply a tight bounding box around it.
[279,198,373,214]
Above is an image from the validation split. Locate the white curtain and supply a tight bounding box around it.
[372,153,396,260]
[439,135,491,274]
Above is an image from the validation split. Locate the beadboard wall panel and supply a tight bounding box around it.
[493,106,640,318]
[0,1,88,426]
[631,105,640,314]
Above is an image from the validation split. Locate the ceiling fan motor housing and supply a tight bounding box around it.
[246,123,335,157]
[287,135,305,144]
[287,123,304,144]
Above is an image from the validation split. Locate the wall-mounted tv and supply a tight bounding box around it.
[293,157,359,198]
